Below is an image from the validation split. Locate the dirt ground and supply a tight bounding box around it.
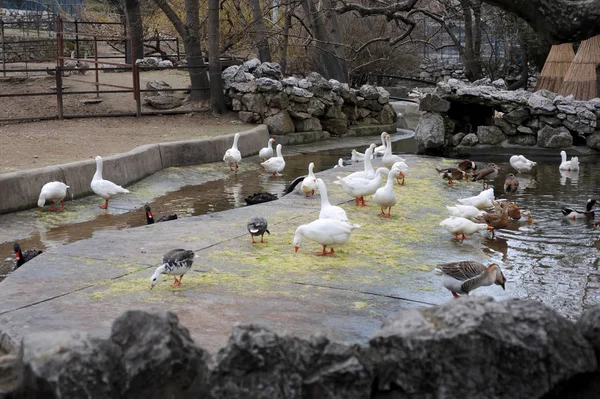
[0,67,254,172]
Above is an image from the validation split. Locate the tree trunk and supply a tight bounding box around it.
[153,0,210,102]
[208,0,226,113]
[249,0,272,62]
[122,0,144,63]
[507,46,528,90]
[460,0,483,81]
[279,6,292,75]
[300,0,348,82]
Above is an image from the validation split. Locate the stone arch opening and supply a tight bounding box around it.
[446,102,495,134]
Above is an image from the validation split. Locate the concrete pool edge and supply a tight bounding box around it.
[0,125,269,215]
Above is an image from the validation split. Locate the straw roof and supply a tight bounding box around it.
[558,36,600,100]
[535,43,575,92]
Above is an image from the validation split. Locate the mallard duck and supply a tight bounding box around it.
[435,261,506,298]
[504,173,519,193]
[382,133,405,169]
[345,144,376,180]
[261,144,285,176]
[457,188,495,210]
[301,162,317,197]
[373,168,400,217]
[13,243,43,271]
[335,167,389,206]
[446,204,485,220]
[474,163,499,189]
[457,160,477,176]
[439,216,493,241]
[293,219,360,256]
[258,138,275,161]
[91,156,130,209]
[474,202,509,237]
[391,161,408,185]
[594,220,600,229]
[559,150,579,171]
[150,249,195,289]
[509,155,536,173]
[561,199,599,219]
[436,167,466,184]
[315,178,348,222]
[38,181,70,211]
[144,204,177,224]
[223,132,242,171]
[374,132,388,156]
[247,216,270,243]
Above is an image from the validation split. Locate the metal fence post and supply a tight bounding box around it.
[75,20,79,58]
[94,36,99,98]
[56,66,64,120]
[1,20,5,78]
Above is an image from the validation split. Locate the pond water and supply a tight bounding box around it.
[1,137,599,320]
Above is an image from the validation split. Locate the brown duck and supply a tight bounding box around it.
[474,163,499,189]
[475,202,509,237]
[504,173,520,193]
[436,167,467,184]
[457,160,477,180]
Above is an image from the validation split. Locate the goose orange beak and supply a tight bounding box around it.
[294,246,299,253]
[487,225,494,230]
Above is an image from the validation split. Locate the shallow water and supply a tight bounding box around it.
[1,141,600,319]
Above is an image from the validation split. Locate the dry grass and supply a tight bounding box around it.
[558,36,600,100]
[535,43,575,93]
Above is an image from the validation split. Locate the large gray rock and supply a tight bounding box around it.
[21,331,122,398]
[503,108,530,125]
[586,131,600,150]
[577,305,600,360]
[111,309,212,398]
[537,125,573,148]
[368,297,596,399]
[288,87,313,103]
[415,112,445,153]
[264,110,295,135]
[419,94,450,113]
[293,117,322,132]
[209,324,371,399]
[494,117,517,135]
[460,132,479,146]
[477,125,506,144]
[508,134,537,146]
[378,104,397,125]
[242,58,261,72]
[528,91,556,115]
[451,133,466,146]
[241,93,268,115]
[145,80,171,96]
[358,85,380,100]
[321,118,349,136]
[253,62,283,80]
[143,95,184,110]
[255,77,283,93]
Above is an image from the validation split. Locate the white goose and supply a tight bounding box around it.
[261,144,285,176]
[509,155,536,173]
[333,158,344,168]
[223,132,242,171]
[38,181,70,211]
[90,156,129,209]
[335,167,389,206]
[373,168,400,217]
[391,161,409,185]
[301,162,317,197]
[446,204,485,220]
[315,178,349,222]
[439,216,493,241]
[259,137,275,161]
[457,188,495,210]
[344,144,376,180]
[293,219,360,256]
[374,132,387,156]
[559,150,579,171]
[382,133,405,169]
[350,144,376,163]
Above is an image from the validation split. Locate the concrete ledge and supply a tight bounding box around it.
[347,124,395,137]
[271,131,331,146]
[0,125,269,215]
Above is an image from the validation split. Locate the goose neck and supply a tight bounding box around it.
[93,157,103,181]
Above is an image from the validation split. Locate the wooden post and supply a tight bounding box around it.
[1,20,5,78]
[75,20,79,59]
[596,64,600,99]
[94,36,99,98]
[56,67,64,120]
[57,15,64,69]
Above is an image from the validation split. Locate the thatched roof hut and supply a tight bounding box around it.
[558,36,600,100]
[535,43,575,92]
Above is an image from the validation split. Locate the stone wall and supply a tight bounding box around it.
[415,78,600,155]
[222,59,397,144]
[2,297,600,398]
[0,36,56,61]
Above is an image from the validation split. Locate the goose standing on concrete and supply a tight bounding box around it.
[373,168,400,217]
[247,216,270,243]
[144,204,177,224]
[345,144,376,180]
[435,261,506,298]
[382,133,405,169]
[150,249,195,289]
[293,219,360,256]
[301,162,317,197]
[13,243,43,271]
[261,144,286,176]
[223,132,242,171]
[315,178,348,222]
[91,156,130,209]
[259,138,275,161]
[374,132,388,156]
[38,181,70,211]
[334,158,344,168]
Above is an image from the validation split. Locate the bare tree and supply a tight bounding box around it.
[122,0,144,62]
[249,0,272,62]
[208,0,226,113]
[153,0,210,102]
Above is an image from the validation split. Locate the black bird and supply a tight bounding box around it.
[13,243,43,271]
[244,192,278,205]
[283,176,306,195]
[561,199,600,220]
[144,204,177,225]
[247,216,270,244]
